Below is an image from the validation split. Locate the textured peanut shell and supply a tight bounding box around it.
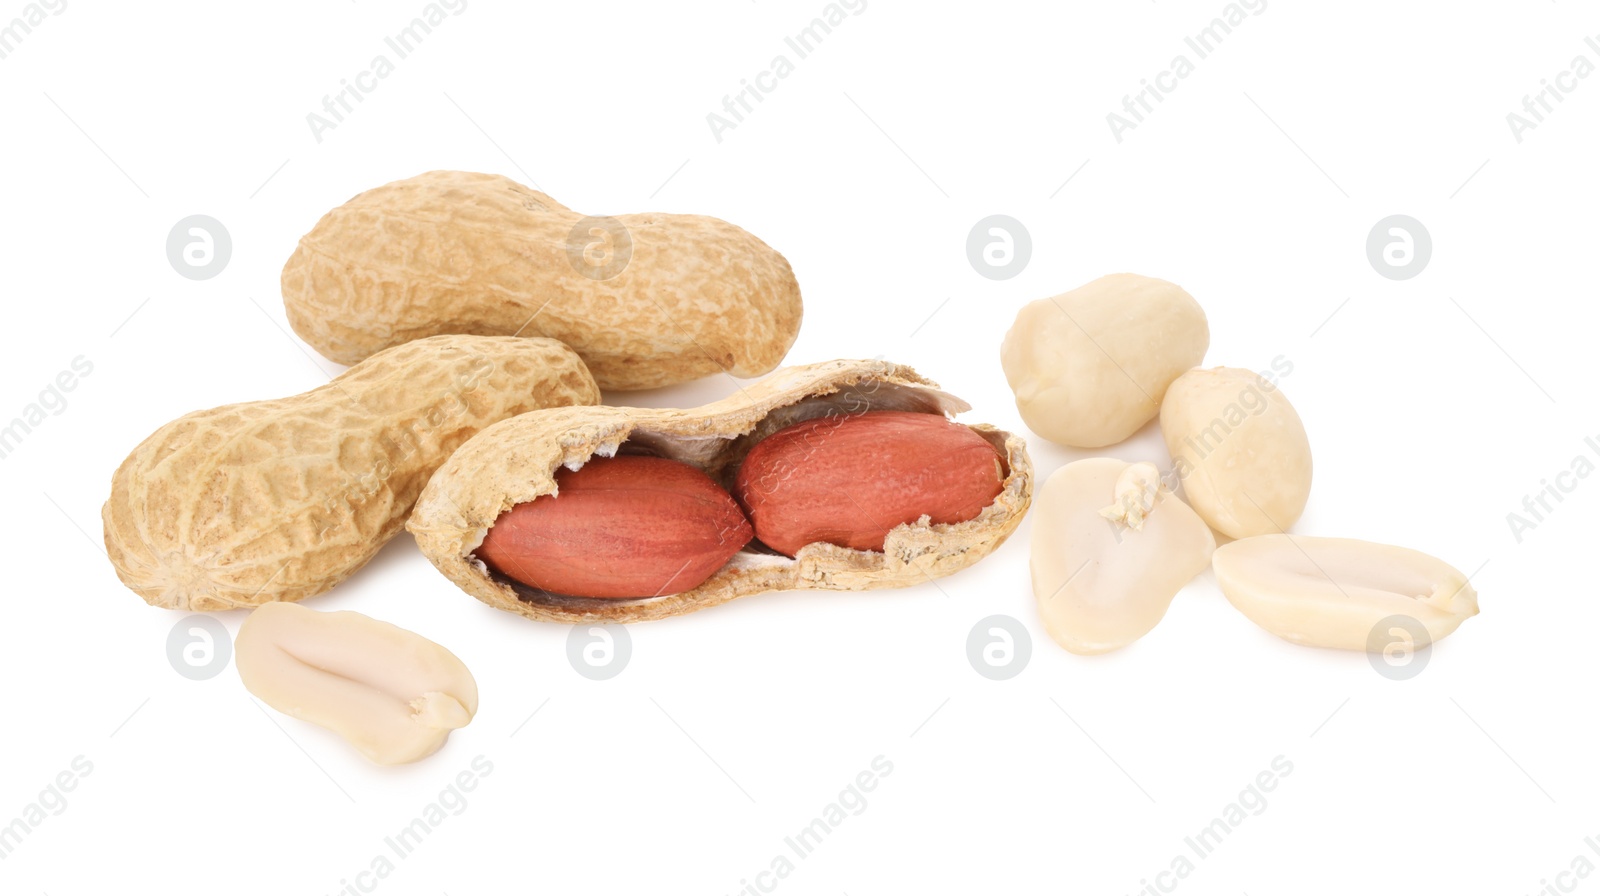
[103,335,600,611]
[408,359,1033,623]
[281,170,804,391]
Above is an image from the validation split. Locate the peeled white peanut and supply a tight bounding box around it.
[1000,273,1209,448]
[235,602,478,765]
[1212,535,1479,651]
[1031,458,1216,655]
[1161,366,1311,539]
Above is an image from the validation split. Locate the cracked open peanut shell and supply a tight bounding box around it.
[407,359,1033,623]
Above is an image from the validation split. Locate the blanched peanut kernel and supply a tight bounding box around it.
[1160,366,1312,539]
[1001,274,1209,448]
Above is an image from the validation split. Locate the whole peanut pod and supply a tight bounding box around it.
[281,170,804,391]
[103,335,600,611]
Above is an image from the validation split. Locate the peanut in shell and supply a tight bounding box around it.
[281,170,803,391]
[103,335,600,611]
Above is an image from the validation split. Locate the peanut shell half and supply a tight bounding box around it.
[407,359,1033,623]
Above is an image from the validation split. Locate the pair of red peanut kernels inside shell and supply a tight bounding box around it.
[474,410,1006,599]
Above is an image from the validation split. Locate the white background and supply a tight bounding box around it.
[2,1,1596,894]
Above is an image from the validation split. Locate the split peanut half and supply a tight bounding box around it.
[1212,535,1479,651]
[235,602,478,765]
[1031,459,1215,655]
